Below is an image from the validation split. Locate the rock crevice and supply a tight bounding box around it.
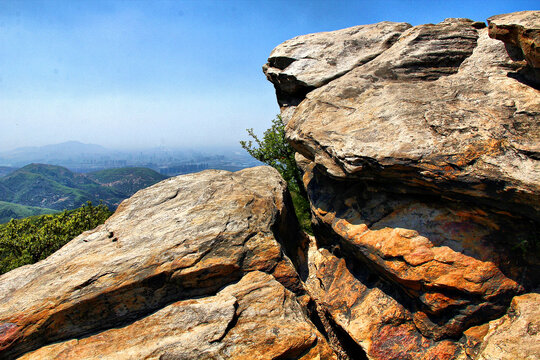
[267,10,539,360]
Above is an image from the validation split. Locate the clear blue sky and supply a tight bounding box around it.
[0,0,537,151]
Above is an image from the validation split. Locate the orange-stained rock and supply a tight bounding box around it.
[18,271,336,360]
[305,238,466,360]
[488,11,540,82]
[304,164,524,340]
[0,167,317,359]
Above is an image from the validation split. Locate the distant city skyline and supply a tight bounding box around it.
[1,0,537,151]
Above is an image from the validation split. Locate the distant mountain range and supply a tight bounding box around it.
[0,142,110,167]
[0,164,168,223]
[0,141,260,175]
[0,141,261,223]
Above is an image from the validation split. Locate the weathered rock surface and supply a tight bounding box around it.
[263,21,411,121]
[304,162,524,341]
[267,18,540,218]
[488,11,540,83]
[466,293,540,360]
[305,237,465,360]
[266,11,540,360]
[0,167,334,359]
[19,271,336,360]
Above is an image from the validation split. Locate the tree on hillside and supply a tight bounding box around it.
[240,115,307,200]
[240,116,311,232]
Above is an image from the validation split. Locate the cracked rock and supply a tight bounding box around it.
[0,167,322,359]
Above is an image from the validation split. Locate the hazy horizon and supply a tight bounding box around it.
[1,0,537,151]
[0,139,250,153]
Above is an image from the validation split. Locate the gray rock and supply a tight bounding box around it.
[0,167,320,358]
[263,22,411,109]
[279,21,539,217]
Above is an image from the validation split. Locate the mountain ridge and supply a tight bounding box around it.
[0,164,167,222]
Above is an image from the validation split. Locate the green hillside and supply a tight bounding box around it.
[0,201,57,224]
[0,164,166,216]
[0,164,123,211]
[87,167,168,197]
[0,182,13,201]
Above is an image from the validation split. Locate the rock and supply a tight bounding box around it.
[305,237,466,360]
[304,164,524,340]
[0,167,333,358]
[263,21,411,120]
[2,11,539,360]
[266,11,540,358]
[272,20,539,218]
[18,271,336,360]
[487,11,540,83]
[469,293,540,360]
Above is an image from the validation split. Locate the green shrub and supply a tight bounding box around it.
[241,115,311,233]
[0,201,112,274]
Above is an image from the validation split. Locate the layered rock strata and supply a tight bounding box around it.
[0,167,334,359]
[265,10,539,360]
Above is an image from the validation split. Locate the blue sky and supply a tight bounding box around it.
[0,0,537,151]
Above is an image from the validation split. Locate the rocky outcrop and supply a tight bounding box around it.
[263,22,411,113]
[1,10,538,360]
[488,11,540,84]
[304,162,524,340]
[267,18,540,218]
[265,11,539,360]
[0,167,334,359]
[18,271,336,360]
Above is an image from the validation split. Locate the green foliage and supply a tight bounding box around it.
[240,116,305,196]
[290,190,312,234]
[241,116,311,233]
[0,201,112,274]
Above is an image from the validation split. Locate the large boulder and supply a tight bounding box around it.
[266,11,539,359]
[18,271,336,360]
[266,18,540,218]
[0,167,334,359]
